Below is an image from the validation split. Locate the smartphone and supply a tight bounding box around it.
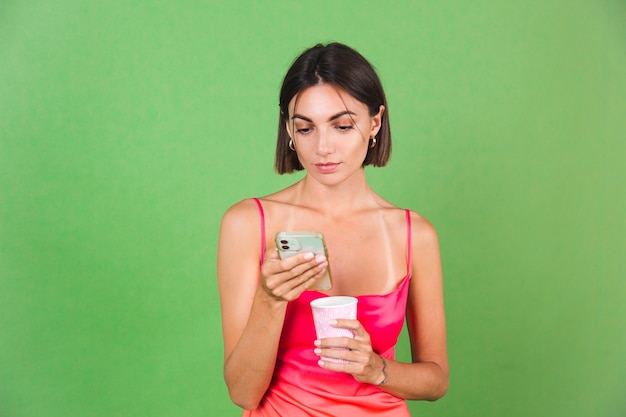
[275,231,332,291]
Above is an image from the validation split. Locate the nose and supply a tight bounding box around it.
[315,128,332,155]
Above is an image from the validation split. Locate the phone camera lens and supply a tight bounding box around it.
[281,245,289,250]
[280,240,288,244]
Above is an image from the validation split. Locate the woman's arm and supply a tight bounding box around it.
[388,212,449,400]
[217,199,329,409]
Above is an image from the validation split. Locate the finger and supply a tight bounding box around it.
[279,272,325,299]
[266,261,328,300]
[332,319,361,331]
[284,254,327,277]
[282,254,327,275]
[314,347,352,362]
[264,250,313,271]
[315,336,355,349]
[315,348,370,372]
[263,252,324,281]
[314,346,377,383]
[272,257,327,291]
[329,319,372,342]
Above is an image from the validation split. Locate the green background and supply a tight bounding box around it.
[1,1,624,416]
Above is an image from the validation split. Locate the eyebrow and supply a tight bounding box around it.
[291,110,357,123]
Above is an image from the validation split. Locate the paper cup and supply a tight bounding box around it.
[310,296,358,363]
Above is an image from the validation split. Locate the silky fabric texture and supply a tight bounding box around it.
[242,198,411,416]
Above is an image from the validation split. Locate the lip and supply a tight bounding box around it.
[314,162,340,173]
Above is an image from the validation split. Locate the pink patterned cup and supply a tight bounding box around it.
[310,296,358,363]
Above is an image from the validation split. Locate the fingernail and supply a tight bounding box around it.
[314,348,321,355]
[314,339,321,346]
[329,319,337,326]
[303,252,315,260]
[315,255,326,263]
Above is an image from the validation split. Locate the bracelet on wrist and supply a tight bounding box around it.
[377,356,388,386]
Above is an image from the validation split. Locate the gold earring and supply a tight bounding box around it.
[289,139,296,151]
[369,136,377,148]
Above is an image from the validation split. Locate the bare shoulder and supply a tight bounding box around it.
[218,199,265,260]
[220,198,262,232]
[407,210,440,250]
[217,198,264,277]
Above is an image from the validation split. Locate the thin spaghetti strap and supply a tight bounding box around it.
[252,198,266,265]
[405,209,412,276]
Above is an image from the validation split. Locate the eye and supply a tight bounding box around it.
[334,117,356,132]
[296,127,312,135]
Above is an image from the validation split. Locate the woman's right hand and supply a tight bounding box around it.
[260,249,328,302]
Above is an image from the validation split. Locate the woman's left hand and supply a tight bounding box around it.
[313,319,385,386]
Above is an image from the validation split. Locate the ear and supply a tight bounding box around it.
[370,105,385,137]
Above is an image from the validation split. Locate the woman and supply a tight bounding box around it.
[217,42,448,416]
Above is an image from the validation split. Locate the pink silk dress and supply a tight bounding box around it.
[243,198,412,416]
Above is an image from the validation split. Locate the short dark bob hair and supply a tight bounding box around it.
[275,42,391,174]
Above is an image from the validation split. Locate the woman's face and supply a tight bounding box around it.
[287,83,384,185]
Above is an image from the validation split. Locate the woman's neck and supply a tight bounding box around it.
[293,170,376,217]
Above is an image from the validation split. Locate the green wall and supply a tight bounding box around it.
[1,1,624,416]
